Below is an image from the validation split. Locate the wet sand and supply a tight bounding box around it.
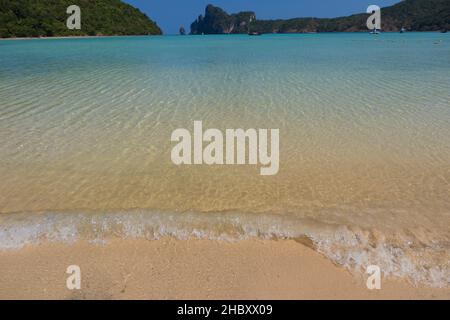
[0,239,448,300]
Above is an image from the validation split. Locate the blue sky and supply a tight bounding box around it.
[124,0,401,34]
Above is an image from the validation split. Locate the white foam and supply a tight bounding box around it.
[0,210,448,288]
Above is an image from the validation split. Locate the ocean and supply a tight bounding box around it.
[0,33,449,287]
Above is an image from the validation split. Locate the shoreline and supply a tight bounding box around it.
[0,238,448,300]
[0,210,448,289]
[1,31,446,41]
[0,34,163,41]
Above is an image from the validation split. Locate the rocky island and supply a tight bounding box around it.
[190,0,450,34]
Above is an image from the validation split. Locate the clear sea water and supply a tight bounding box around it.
[0,33,449,286]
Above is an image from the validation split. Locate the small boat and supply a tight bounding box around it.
[248,31,262,36]
[400,27,406,33]
[369,28,380,35]
[441,29,448,33]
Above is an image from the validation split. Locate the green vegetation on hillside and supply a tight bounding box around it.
[0,0,162,38]
[191,0,450,34]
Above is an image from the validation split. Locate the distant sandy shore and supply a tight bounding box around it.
[0,239,448,300]
[0,35,160,41]
[1,31,444,41]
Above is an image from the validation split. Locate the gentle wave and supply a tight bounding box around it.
[0,210,448,288]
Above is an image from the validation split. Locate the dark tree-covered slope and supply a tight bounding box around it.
[0,0,162,38]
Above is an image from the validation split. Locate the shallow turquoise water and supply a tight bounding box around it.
[0,33,449,286]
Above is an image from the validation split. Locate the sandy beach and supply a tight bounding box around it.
[0,35,158,41]
[0,239,448,300]
[1,0,449,302]
[1,33,449,300]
